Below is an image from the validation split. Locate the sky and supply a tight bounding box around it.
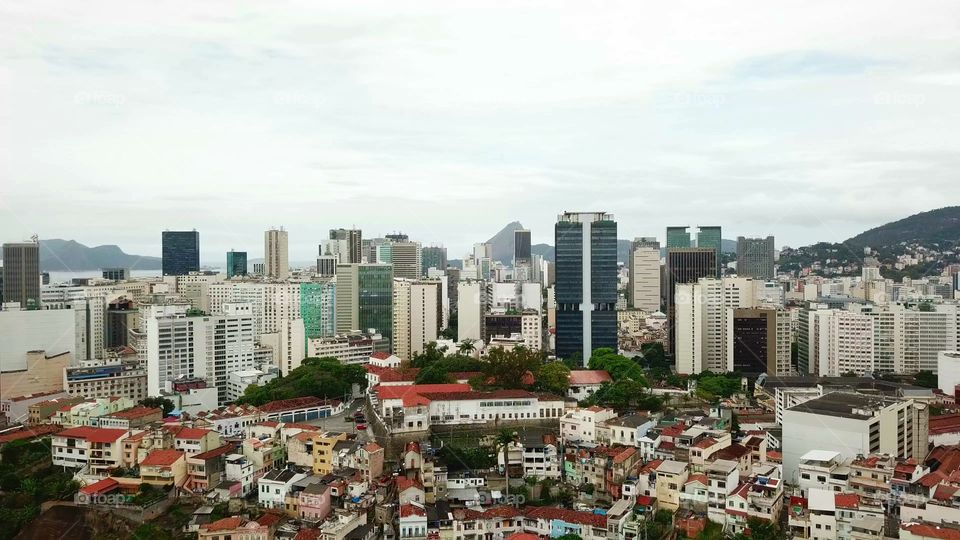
[2,1,959,264]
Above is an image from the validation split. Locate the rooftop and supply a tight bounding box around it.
[787,392,904,420]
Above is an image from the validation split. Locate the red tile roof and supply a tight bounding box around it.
[693,437,718,449]
[255,512,282,527]
[56,426,128,443]
[397,477,423,492]
[294,528,322,540]
[835,493,860,509]
[370,352,392,360]
[103,406,161,420]
[418,389,536,402]
[524,506,606,528]
[901,523,960,540]
[0,424,63,443]
[141,449,185,467]
[259,396,340,413]
[191,443,236,461]
[400,504,427,517]
[173,427,212,440]
[202,516,245,532]
[375,383,472,407]
[365,442,383,453]
[80,477,119,495]
[934,484,960,501]
[569,370,613,385]
[686,473,709,486]
[613,447,638,464]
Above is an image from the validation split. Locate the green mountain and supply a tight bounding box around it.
[844,206,960,248]
[36,239,162,271]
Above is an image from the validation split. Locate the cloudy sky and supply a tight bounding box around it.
[2,1,958,264]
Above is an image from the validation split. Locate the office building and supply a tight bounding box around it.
[666,227,691,248]
[264,228,289,280]
[457,280,485,343]
[329,228,362,264]
[300,280,336,339]
[393,280,441,361]
[421,246,447,277]
[335,264,393,344]
[315,255,337,278]
[307,332,389,364]
[737,236,775,280]
[2,240,40,308]
[666,248,717,354]
[105,298,136,349]
[161,230,199,276]
[64,361,147,402]
[628,237,660,312]
[226,250,247,278]
[102,268,129,281]
[391,241,422,281]
[514,229,532,266]
[555,211,617,364]
[782,392,928,480]
[674,276,757,374]
[728,307,792,375]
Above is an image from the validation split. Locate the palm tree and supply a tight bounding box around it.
[495,429,517,501]
[458,339,476,355]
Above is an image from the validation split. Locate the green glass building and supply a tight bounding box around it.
[226,250,247,278]
[335,264,393,345]
[696,226,722,277]
[301,281,336,338]
[666,226,691,248]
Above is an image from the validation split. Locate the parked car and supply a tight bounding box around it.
[356,424,367,430]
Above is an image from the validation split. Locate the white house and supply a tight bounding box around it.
[560,406,618,445]
[568,370,612,401]
[257,468,308,509]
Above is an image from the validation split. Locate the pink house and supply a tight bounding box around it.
[298,482,332,522]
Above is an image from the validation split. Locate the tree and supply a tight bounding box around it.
[495,429,518,500]
[733,518,787,540]
[484,346,541,389]
[412,342,448,368]
[139,396,175,416]
[588,348,648,385]
[915,370,938,389]
[538,362,571,396]
[457,339,477,355]
[416,363,454,384]
[237,357,366,406]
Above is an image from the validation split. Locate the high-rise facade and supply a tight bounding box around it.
[727,307,792,375]
[421,246,447,276]
[666,227,691,248]
[696,226,722,277]
[329,228,362,264]
[391,241,422,281]
[335,264,393,344]
[300,280,336,339]
[666,248,717,354]
[674,276,757,374]
[627,237,660,312]
[226,250,248,278]
[514,229,532,266]
[555,212,617,364]
[2,241,40,308]
[316,255,337,278]
[161,230,200,276]
[737,236,775,280]
[264,228,289,280]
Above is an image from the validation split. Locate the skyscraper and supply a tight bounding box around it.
[226,250,248,278]
[2,240,40,308]
[628,237,660,312]
[335,264,393,344]
[264,228,289,280]
[514,229,532,266]
[555,212,617,365]
[330,228,362,264]
[696,226,722,277]
[316,255,337,278]
[736,236,775,280]
[161,230,200,276]
[666,248,717,354]
[391,241,422,281]
[421,246,447,276]
[666,227,691,248]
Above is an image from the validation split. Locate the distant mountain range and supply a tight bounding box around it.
[844,206,960,249]
[33,239,162,272]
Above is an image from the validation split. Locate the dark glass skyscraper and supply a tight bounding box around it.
[421,246,447,276]
[736,236,775,280]
[226,250,247,277]
[162,230,199,276]
[2,241,40,308]
[555,212,617,365]
[666,248,717,353]
[514,229,532,266]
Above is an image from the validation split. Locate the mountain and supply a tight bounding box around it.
[34,239,162,271]
[486,221,525,263]
[844,206,960,249]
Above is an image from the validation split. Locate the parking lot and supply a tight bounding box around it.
[302,398,374,443]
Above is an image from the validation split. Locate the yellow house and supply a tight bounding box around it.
[654,459,689,511]
[140,449,187,487]
[312,431,348,475]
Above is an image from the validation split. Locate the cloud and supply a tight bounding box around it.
[1,0,959,262]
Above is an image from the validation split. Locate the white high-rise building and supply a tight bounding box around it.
[144,301,256,405]
[176,272,220,313]
[813,309,875,377]
[674,277,756,374]
[521,310,542,351]
[264,228,289,280]
[392,279,412,361]
[628,237,661,313]
[391,241,422,281]
[457,281,485,344]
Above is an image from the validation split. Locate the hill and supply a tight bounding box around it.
[844,206,960,248]
[35,239,162,271]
